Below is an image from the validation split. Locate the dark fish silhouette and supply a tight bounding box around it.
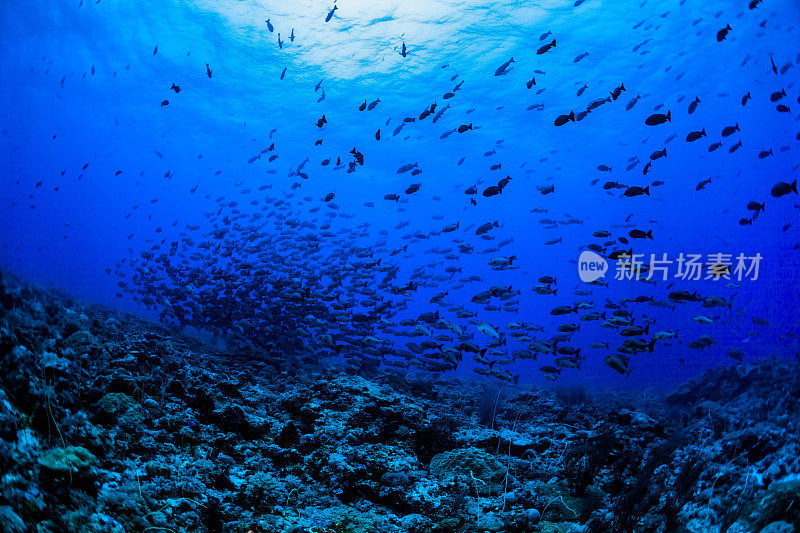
[325,5,337,22]
[537,40,556,55]
[494,57,514,76]
[686,129,707,142]
[645,111,671,125]
[554,111,575,126]
[771,180,797,197]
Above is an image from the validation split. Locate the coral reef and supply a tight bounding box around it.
[0,269,798,532]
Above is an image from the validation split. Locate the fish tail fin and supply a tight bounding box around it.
[666,110,672,122]
[644,186,650,196]
[552,289,557,296]
[792,180,798,194]
[513,375,520,385]
[646,230,653,239]
[552,39,557,47]
[647,340,655,353]
[480,348,487,356]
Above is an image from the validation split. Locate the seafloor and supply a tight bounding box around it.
[0,268,797,533]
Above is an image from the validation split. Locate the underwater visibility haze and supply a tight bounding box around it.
[1,0,800,531]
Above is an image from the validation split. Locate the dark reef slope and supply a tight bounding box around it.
[0,269,798,533]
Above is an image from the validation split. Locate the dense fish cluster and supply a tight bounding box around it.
[99,0,800,384]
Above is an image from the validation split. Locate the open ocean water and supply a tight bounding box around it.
[0,0,799,532]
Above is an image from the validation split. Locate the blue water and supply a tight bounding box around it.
[1,0,798,390]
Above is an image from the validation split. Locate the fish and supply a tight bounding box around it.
[624,185,650,197]
[688,97,700,114]
[554,111,575,126]
[722,124,740,137]
[574,52,589,63]
[686,129,707,142]
[626,94,642,110]
[716,24,732,42]
[494,57,514,76]
[770,89,786,102]
[645,111,671,125]
[537,40,556,55]
[605,354,631,375]
[397,162,418,174]
[325,4,338,22]
[475,221,499,235]
[205,63,212,78]
[696,178,712,191]
[771,180,797,198]
[611,83,626,100]
[629,229,653,239]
